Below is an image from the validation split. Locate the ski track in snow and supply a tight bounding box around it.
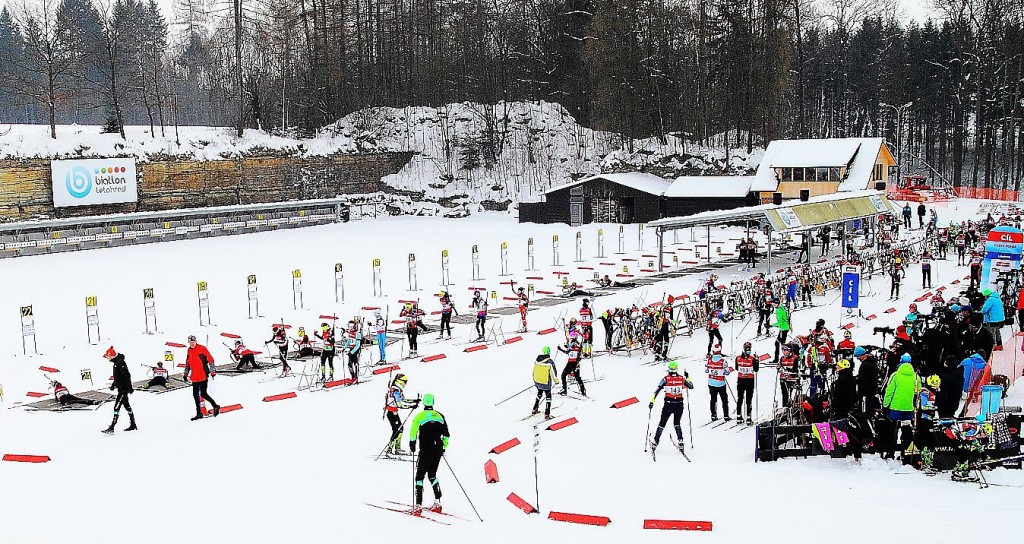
[0,202,1022,543]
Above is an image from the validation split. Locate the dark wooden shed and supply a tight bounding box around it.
[519,173,671,225]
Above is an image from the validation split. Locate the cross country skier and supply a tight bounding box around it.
[267,325,291,376]
[558,329,587,397]
[649,361,694,458]
[102,347,137,433]
[579,298,595,357]
[438,291,458,340]
[706,353,732,421]
[531,347,559,418]
[511,281,529,333]
[373,311,388,363]
[470,290,488,340]
[231,339,262,371]
[383,374,420,455]
[968,251,982,289]
[652,306,672,361]
[772,299,790,364]
[778,343,801,407]
[735,342,758,425]
[955,232,967,265]
[599,308,615,351]
[295,331,315,358]
[409,394,449,513]
[920,249,933,289]
[756,288,774,336]
[316,322,336,381]
[401,303,421,357]
[184,335,220,421]
[53,381,98,406]
[141,362,170,390]
[706,309,724,356]
[785,269,798,308]
[343,320,363,382]
[889,259,904,299]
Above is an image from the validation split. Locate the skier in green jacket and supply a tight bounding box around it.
[409,393,450,513]
[772,300,791,364]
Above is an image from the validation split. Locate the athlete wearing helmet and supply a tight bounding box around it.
[231,338,261,371]
[471,289,488,340]
[531,347,559,419]
[649,360,694,458]
[383,373,420,456]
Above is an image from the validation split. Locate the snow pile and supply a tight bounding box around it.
[0,124,364,161]
[325,101,764,206]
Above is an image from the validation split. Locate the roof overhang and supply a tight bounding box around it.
[647,190,895,234]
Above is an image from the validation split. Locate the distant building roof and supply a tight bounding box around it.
[751,138,893,192]
[665,176,753,198]
[544,173,672,196]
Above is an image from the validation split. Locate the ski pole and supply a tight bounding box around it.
[494,385,533,407]
[374,406,418,461]
[685,386,694,449]
[644,404,653,452]
[442,454,483,522]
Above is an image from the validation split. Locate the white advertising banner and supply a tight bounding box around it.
[51,158,138,207]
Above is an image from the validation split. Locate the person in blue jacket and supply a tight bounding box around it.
[958,352,988,394]
[980,288,1005,350]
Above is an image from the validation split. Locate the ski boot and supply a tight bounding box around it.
[102,425,115,434]
[125,414,138,431]
[429,501,442,513]
[746,417,753,426]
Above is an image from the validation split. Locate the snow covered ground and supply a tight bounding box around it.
[1,199,1021,544]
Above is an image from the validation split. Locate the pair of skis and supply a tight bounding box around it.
[366,500,471,525]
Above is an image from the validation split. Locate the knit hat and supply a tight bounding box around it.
[853,346,867,357]
[103,346,117,359]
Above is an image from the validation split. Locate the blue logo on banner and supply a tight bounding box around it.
[65,166,93,198]
[842,271,860,308]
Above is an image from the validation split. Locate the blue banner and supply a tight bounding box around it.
[842,265,860,309]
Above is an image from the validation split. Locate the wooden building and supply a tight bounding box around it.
[750,138,896,200]
[519,173,671,225]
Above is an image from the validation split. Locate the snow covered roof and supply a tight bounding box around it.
[751,138,891,192]
[544,173,672,196]
[665,176,753,198]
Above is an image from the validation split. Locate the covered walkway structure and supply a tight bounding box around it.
[646,190,898,272]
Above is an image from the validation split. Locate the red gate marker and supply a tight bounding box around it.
[219,404,244,414]
[503,296,519,301]
[2,454,50,463]
[536,290,556,295]
[758,354,771,362]
[263,392,297,402]
[372,365,400,375]
[38,366,59,373]
[490,438,521,454]
[600,262,616,266]
[360,306,380,311]
[621,258,637,262]
[26,392,47,398]
[504,336,523,344]
[484,460,499,483]
[611,397,638,409]
[422,354,446,363]
[507,493,538,514]
[641,269,655,273]
[884,308,896,314]
[526,276,545,280]
[841,323,855,330]
[537,328,557,335]
[865,314,877,321]
[324,379,355,388]
[643,519,713,531]
[553,271,569,276]
[547,417,578,431]
[319,315,338,320]
[578,266,594,270]
[642,254,658,258]
[220,332,241,339]
[271,324,291,329]
[548,511,610,527]
[465,344,488,353]
[166,342,186,348]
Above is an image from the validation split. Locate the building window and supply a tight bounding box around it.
[817,168,829,182]
[830,167,841,181]
[793,168,804,182]
[779,168,791,181]
[872,164,883,181]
